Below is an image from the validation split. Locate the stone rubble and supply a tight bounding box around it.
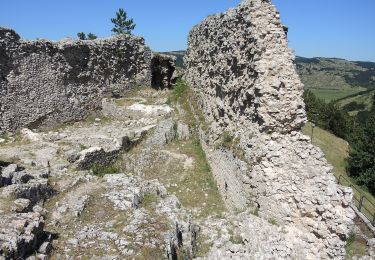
[0,88,202,259]
[0,163,53,259]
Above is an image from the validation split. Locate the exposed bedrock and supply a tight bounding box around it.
[185,0,355,258]
[0,162,53,259]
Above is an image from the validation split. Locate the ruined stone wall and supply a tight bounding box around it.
[185,0,355,258]
[0,28,152,132]
[184,0,305,135]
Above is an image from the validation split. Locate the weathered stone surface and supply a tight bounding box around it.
[185,0,355,258]
[0,212,45,259]
[184,0,306,135]
[104,174,196,258]
[12,198,31,213]
[0,27,152,132]
[75,147,117,170]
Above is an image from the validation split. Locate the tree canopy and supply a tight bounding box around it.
[87,33,97,40]
[111,8,136,35]
[304,90,375,195]
[77,32,86,40]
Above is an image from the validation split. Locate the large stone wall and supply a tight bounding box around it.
[185,0,305,135]
[185,0,355,258]
[0,28,152,132]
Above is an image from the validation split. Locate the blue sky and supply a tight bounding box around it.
[0,0,374,61]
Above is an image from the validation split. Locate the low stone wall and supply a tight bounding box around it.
[185,0,355,258]
[0,28,152,132]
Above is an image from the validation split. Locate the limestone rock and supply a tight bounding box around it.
[0,212,45,259]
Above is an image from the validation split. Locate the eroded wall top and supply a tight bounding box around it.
[184,0,306,134]
[0,28,152,132]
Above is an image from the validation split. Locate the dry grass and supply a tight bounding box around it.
[165,80,225,218]
[166,140,225,219]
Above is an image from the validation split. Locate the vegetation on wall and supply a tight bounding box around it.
[77,32,97,40]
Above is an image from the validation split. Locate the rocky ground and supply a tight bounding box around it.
[0,86,216,259]
[1,85,374,260]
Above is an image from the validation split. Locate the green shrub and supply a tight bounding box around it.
[91,163,120,177]
[268,218,278,226]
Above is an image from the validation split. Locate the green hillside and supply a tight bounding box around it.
[337,89,375,116]
[295,57,375,102]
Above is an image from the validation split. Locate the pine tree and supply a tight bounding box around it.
[87,33,97,40]
[111,8,136,35]
[77,32,86,40]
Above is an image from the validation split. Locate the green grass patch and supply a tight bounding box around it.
[337,89,375,115]
[228,228,243,245]
[164,80,225,218]
[167,79,188,105]
[0,131,28,146]
[90,163,121,177]
[345,233,367,259]
[79,144,89,151]
[268,218,278,226]
[251,207,259,217]
[142,193,158,211]
[195,233,213,257]
[166,139,225,218]
[85,114,111,124]
[221,131,234,148]
[215,132,248,164]
[309,88,365,102]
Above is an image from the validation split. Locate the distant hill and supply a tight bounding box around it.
[161,51,185,68]
[163,51,375,113]
[295,57,375,102]
[296,57,375,90]
[296,57,375,114]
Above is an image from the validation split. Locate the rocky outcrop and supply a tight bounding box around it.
[0,27,152,133]
[0,163,53,259]
[0,212,46,259]
[185,0,355,258]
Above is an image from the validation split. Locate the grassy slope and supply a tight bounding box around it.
[302,123,375,220]
[337,89,375,115]
[309,88,365,103]
[298,57,375,117]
